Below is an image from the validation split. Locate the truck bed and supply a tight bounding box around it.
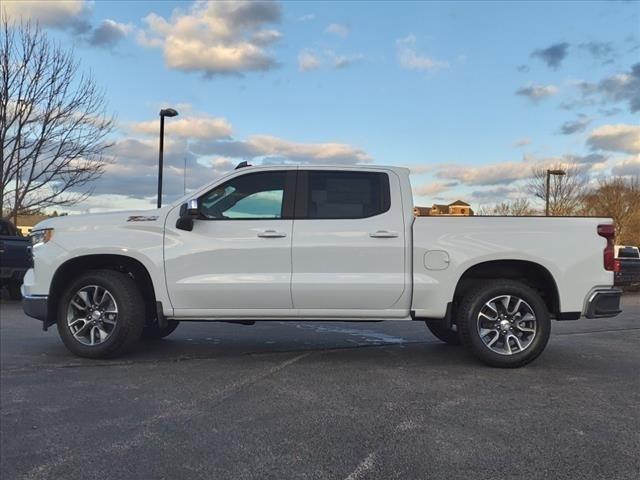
[411,216,613,318]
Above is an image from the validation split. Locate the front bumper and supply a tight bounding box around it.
[22,295,48,322]
[585,288,622,318]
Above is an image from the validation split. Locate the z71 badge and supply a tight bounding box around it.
[127,215,158,222]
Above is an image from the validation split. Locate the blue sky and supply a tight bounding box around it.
[5,0,640,212]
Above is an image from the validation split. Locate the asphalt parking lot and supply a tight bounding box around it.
[1,294,639,480]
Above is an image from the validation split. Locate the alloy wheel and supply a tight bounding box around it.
[66,285,118,346]
[476,295,537,355]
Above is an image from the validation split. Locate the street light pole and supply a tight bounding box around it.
[13,148,20,227]
[157,108,179,208]
[545,168,566,216]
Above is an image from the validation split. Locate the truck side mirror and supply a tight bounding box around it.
[176,199,199,231]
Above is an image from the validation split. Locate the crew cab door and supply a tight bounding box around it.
[164,169,296,314]
[291,169,407,313]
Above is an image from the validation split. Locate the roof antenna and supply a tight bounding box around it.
[235,161,251,170]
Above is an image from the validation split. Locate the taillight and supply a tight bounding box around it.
[597,224,617,272]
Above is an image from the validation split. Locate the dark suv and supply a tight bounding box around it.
[0,219,32,300]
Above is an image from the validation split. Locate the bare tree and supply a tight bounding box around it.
[582,176,640,245]
[478,198,537,216]
[1,19,114,220]
[527,163,589,216]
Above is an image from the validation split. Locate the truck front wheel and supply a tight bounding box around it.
[57,270,145,358]
[457,280,551,368]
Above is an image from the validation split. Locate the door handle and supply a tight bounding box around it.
[257,230,287,238]
[369,230,399,238]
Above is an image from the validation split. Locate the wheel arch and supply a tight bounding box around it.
[453,260,561,316]
[48,254,158,327]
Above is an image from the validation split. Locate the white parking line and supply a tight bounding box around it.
[344,452,376,480]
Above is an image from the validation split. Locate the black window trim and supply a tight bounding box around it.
[294,169,391,220]
[197,170,297,221]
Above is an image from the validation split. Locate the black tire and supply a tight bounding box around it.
[141,320,180,339]
[8,281,22,300]
[56,269,145,359]
[425,319,461,345]
[457,279,551,368]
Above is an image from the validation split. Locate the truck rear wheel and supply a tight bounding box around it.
[424,320,461,345]
[56,270,145,358]
[457,280,550,368]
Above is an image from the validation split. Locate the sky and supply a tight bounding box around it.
[3,0,640,213]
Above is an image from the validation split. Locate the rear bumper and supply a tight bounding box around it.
[22,295,48,322]
[0,267,27,282]
[585,288,622,319]
[615,271,640,286]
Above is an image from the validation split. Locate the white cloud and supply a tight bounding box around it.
[516,83,559,102]
[63,194,160,214]
[2,0,91,33]
[333,53,364,69]
[241,135,372,164]
[513,138,532,148]
[325,23,349,37]
[587,124,640,154]
[3,1,137,50]
[424,153,601,186]
[88,19,133,47]
[407,165,437,175]
[250,29,281,46]
[75,106,372,206]
[396,35,448,71]
[190,134,372,165]
[434,162,535,186]
[137,1,282,76]
[611,155,640,176]
[298,49,363,72]
[471,186,521,203]
[130,115,233,140]
[413,182,450,197]
[559,115,591,135]
[298,50,321,72]
[570,64,640,113]
[204,157,236,170]
[83,136,234,202]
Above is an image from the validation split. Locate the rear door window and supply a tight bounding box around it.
[297,171,390,219]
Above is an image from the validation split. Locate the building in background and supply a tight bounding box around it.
[15,214,54,235]
[414,201,474,217]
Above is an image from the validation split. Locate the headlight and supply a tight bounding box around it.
[30,228,54,246]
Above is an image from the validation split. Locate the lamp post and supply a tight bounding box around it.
[13,147,20,227]
[545,168,566,216]
[157,108,179,208]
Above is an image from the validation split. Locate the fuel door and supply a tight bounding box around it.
[424,250,450,271]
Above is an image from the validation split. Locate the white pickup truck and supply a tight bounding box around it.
[22,165,622,367]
